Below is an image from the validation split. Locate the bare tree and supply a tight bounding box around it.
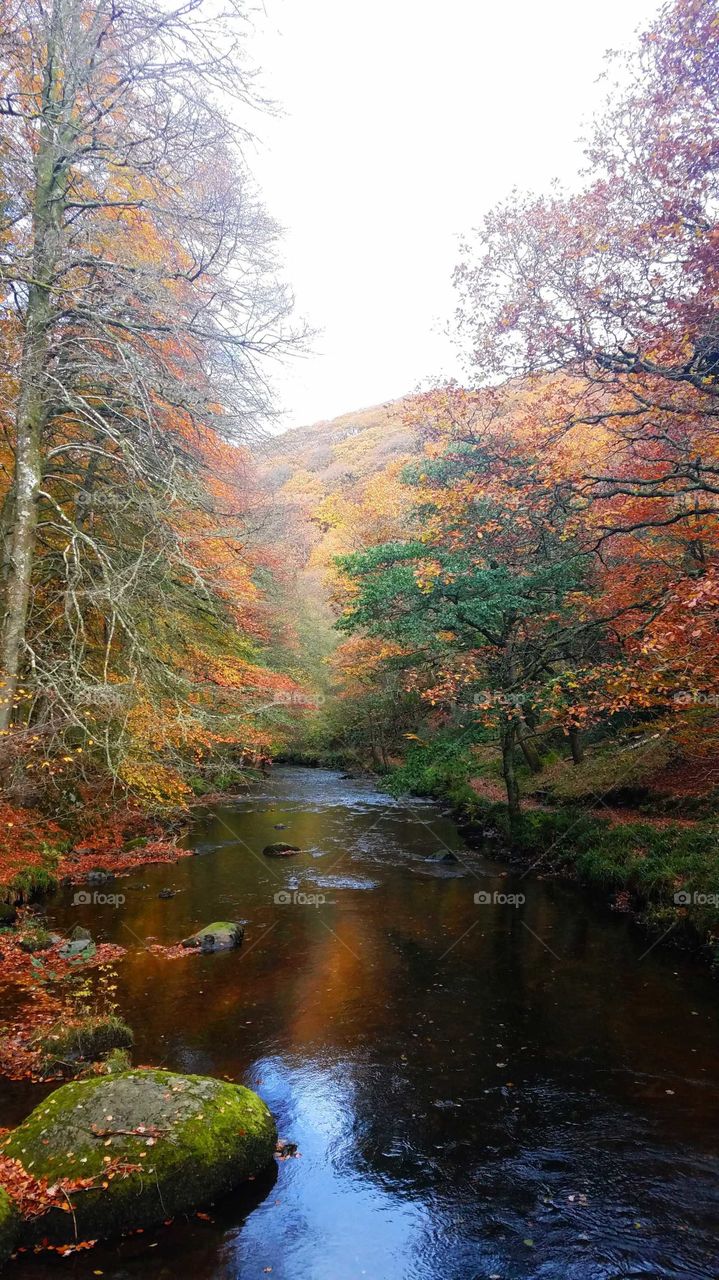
[0,0,297,761]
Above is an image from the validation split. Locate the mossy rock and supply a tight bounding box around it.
[181,922,244,951]
[2,1069,276,1246]
[263,843,301,857]
[58,934,96,960]
[0,1186,19,1264]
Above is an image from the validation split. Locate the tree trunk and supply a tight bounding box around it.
[517,722,542,773]
[0,0,65,730]
[500,718,521,830]
[0,488,16,588]
[568,726,584,765]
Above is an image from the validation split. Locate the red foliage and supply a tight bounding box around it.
[0,929,126,1081]
[0,802,63,895]
[145,942,193,960]
[57,840,192,884]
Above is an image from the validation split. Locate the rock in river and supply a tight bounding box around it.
[263,842,301,857]
[182,921,244,951]
[1,1069,276,1246]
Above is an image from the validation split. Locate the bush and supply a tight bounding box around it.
[386,734,481,808]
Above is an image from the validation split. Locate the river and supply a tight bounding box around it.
[3,766,719,1279]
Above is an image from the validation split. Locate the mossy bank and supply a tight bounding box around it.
[0,1189,18,1265]
[387,739,719,971]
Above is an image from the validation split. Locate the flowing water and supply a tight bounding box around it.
[3,766,719,1279]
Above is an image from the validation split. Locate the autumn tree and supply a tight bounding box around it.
[0,0,298,796]
[335,390,600,822]
[452,0,719,756]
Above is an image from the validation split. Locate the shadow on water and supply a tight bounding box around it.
[4,767,719,1279]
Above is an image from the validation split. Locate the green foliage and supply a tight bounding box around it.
[386,733,480,807]
[37,1015,134,1075]
[7,864,59,904]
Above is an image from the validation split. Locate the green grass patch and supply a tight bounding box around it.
[36,1014,134,1075]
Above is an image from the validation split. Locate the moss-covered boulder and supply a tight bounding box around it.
[181,921,244,951]
[0,1186,19,1264]
[2,1069,276,1246]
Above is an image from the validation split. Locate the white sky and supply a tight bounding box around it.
[248,0,660,431]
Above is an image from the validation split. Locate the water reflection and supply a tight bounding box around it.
[5,768,719,1279]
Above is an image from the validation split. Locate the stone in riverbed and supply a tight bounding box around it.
[263,842,301,857]
[1,1069,276,1247]
[58,928,96,960]
[181,921,244,951]
[0,1186,18,1264]
[87,868,115,884]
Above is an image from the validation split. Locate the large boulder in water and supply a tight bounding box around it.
[181,921,244,951]
[0,1187,18,1264]
[2,1069,276,1246]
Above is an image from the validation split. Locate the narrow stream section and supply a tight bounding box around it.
[7,767,719,1279]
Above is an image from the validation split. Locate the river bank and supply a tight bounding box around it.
[383,749,719,972]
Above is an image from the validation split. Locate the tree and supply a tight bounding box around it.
[451,0,719,762]
[0,0,298,794]
[336,388,613,825]
[454,0,719,522]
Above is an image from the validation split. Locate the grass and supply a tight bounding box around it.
[523,734,673,803]
[36,1014,134,1075]
[4,864,59,905]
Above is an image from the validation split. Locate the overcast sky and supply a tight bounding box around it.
[248,0,660,431]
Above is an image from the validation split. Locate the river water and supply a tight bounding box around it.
[4,766,719,1279]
